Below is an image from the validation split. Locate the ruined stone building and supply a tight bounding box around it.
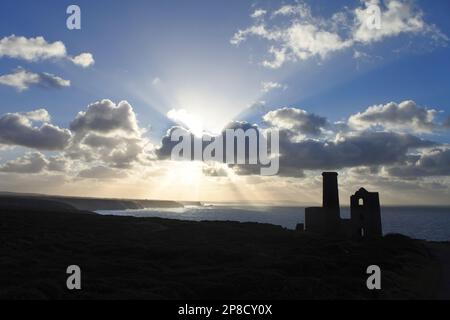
[301,172,382,238]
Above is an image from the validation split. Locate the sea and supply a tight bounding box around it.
[97,205,450,242]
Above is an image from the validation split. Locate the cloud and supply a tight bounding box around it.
[70,100,140,136]
[0,68,70,91]
[348,100,438,133]
[251,9,267,19]
[0,152,68,174]
[232,1,447,68]
[261,81,286,93]
[0,98,447,184]
[68,99,150,169]
[0,35,66,61]
[0,109,71,150]
[0,35,94,67]
[77,165,128,180]
[202,164,229,177]
[155,126,199,160]
[22,109,51,122]
[231,20,351,68]
[352,0,447,44]
[70,53,95,68]
[272,3,312,17]
[156,113,437,178]
[47,155,69,172]
[156,121,262,162]
[231,2,353,67]
[263,107,327,136]
[387,148,450,178]
[276,130,435,175]
[0,152,48,173]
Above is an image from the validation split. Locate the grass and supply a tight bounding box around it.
[0,207,442,300]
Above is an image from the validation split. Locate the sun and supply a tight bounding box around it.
[167,109,205,136]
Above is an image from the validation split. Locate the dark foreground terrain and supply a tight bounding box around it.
[0,201,448,300]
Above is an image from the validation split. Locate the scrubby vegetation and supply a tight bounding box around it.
[0,206,441,299]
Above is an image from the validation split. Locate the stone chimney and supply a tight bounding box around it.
[322,172,340,211]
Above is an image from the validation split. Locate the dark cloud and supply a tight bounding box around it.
[0,110,71,150]
[0,152,47,173]
[47,156,69,172]
[0,152,69,174]
[157,121,267,163]
[68,136,147,169]
[156,118,436,177]
[278,130,435,171]
[156,126,214,160]
[263,107,327,136]
[82,134,123,149]
[387,148,450,178]
[232,163,305,177]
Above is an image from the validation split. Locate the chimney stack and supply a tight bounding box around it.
[322,172,340,210]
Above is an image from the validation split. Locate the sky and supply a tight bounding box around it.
[1,0,450,205]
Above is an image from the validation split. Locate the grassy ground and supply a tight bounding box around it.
[0,208,443,300]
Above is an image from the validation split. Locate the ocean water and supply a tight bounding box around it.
[97,205,450,242]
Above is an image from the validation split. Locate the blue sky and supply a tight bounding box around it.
[1,0,450,204]
[2,0,448,133]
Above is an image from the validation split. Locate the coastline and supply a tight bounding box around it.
[0,193,199,211]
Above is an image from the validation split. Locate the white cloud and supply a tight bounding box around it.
[71,53,95,68]
[0,35,95,68]
[23,109,51,122]
[272,3,312,18]
[232,1,447,68]
[251,9,267,19]
[231,4,352,67]
[261,81,286,93]
[70,99,140,136]
[0,35,66,61]
[0,68,70,91]
[352,0,446,44]
[68,99,150,169]
[348,100,438,133]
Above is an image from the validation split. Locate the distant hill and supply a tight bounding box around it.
[0,196,89,214]
[0,192,198,212]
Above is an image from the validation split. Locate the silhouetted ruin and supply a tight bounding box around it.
[300,172,382,238]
